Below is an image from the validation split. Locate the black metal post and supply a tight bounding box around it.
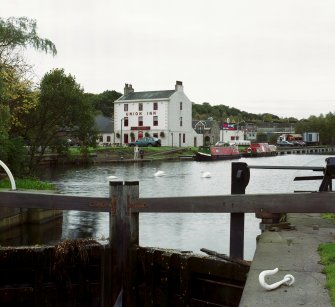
[319,157,335,192]
[230,162,250,259]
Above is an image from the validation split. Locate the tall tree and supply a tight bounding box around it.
[86,90,122,117]
[295,113,335,145]
[24,69,96,170]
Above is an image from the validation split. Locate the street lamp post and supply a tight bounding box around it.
[120,118,124,146]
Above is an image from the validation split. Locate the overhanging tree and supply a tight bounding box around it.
[0,16,56,173]
[0,17,56,67]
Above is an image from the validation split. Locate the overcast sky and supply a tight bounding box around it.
[3,0,335,119]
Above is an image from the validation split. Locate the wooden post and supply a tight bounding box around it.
[123,181,139,306]
[109,180,123,305]
[230,162,250,259]
[109,180,139,306]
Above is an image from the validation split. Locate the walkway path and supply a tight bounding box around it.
[240,213,335,306]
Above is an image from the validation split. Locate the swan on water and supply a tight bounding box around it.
[201,171,211,178]
[154,170,165,177]
[107,175,118,180]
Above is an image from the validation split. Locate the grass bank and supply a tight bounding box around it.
[319,213,335,306]
[319,243,335,306]
[69,146,197,161]
[0,178,54,190]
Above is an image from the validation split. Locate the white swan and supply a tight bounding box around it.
[201,171,211,178]
[154,170,165,177]
[107,175,118,180]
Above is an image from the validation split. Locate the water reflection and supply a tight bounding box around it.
[1,154,333,260]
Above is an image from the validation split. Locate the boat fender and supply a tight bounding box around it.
[259,268,295,290]
[247,147,252,154]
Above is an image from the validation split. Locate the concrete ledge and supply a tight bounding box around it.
[239,213,334,307]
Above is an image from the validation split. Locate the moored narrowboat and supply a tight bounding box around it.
[195,143,241,161]
[231,141,277,157]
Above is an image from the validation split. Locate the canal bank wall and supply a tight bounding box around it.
[239,213,334,307]
[0,243,249,306]
[37,145,335,166]
[277,145,335,155]
[0,189,62,232]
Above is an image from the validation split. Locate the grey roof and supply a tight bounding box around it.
[95,114,114,133]
[192,120,205,129]
[204,119,216,128]
[117,90,176,101]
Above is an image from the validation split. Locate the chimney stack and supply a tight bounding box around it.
[175,80,183,91]
[124,83,134,95]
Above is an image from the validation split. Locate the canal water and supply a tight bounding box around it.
[1,154,333,260]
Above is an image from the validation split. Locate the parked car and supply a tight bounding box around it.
[128,137,161,147]
[277,140,294,147]
[292,140,306,146]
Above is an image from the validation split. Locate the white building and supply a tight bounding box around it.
[94,114,114,146]
[114,81,202,147]
[220,129,245,143]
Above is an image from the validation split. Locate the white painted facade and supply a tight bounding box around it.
[114,81,202,147]
[97,133,114,146]
[220,129,245,143]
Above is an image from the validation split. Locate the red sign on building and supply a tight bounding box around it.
[131,126,151,130]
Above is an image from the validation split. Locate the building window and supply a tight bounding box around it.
[153,116,158,126]
[124,104,128,111]
[99,135,103,142]
[231,136,235,140]
[183,133,185,143]
[153,102,158,110]
[139,103,143,111]
[107,136,111,142]
[180,117,183,127]
[138,116,143,126]
[124,134,128,144]
[153,133,158,138]
[124,117,128,127]
[196,125,204,133]
[180,102,183,110]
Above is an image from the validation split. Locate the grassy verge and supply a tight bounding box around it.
[322,214,335,222]
[69,146,197,160]
[0,178,54,190]
[319,243,335,306]
[70,146,196,153]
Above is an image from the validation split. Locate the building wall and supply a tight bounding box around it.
[114,99,169,131]
[97,133,115,146]
[114,99,170,144]
[114,82,203,147]
[245,131,257,141]
[220,130,245,143]
[166,85,199,147]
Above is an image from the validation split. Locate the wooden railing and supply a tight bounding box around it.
[0,160,334,305]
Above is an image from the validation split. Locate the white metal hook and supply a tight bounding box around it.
[0,160,16,190]
[259,268,295,290]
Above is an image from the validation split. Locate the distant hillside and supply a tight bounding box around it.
[192,102,298,123]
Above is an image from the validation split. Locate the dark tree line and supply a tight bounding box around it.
[192,102,285,123]
[295,113,335,145]
[192,102,335,145]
